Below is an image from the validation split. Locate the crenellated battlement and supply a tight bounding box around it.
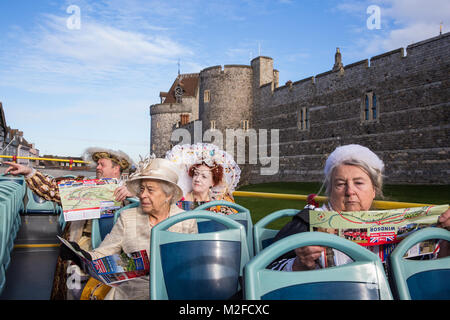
[255,32,449,105]
[200,64,252,77]
[150,102,192,115]
[150,32,450,184]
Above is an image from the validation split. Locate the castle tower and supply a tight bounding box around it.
[199,65,253,133]
[150,73,199,157]
[251,56,279,109]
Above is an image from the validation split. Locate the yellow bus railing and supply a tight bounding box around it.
[232,191,433,210]
[0,154,89,169]
[0,156,435,210]
[0,155,88,163]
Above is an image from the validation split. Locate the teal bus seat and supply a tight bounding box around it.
[194,200,254,257]
[57,206,66,231]
[0,193,16,250]
[116,197,140,224]
[253,209,300,255]
[0,189,20,275]
[0,183,22,237]
[61,175,76,179]
[244,232,393,300]
[0,175,26,198]
[389,227,450,300]
[91,199,140,249]
[150,210,250,300]
[25,187,58,214]
[0,182,23,217]
[0,204,8,294]
[0,177,26,217]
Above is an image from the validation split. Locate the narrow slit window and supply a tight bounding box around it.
[298,107,309,130]
[365,95,370,121]
[372,94,377,119]
[204,90,210,103]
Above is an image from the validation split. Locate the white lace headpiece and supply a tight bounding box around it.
[165,143,241,197]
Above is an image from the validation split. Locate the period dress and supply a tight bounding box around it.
[88,204,197,300]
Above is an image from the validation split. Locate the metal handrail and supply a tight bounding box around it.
[232,191,433,210]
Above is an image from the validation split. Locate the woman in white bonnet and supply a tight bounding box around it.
[270,144,450,271]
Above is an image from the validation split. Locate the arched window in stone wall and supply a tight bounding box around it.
[362,91,378,122]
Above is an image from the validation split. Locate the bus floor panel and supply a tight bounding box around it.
[15,214,61,245]
[0,247,59,300]
[0,214,61,300]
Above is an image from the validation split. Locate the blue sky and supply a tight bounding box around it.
[0,0,448,163]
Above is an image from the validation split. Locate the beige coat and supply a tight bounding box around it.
[89,204,197,300]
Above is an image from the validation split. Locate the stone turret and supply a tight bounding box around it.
[199,65,253,133]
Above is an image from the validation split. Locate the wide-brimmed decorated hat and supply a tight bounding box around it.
[82,147,133,171]
[126,156,183,202]
[165,143,241,197]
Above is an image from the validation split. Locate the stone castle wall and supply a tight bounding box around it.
[150,102,193,157]
[150,32,450,185]
[250,33,450,185]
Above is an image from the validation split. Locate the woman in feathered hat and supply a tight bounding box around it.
[165,143,241,214]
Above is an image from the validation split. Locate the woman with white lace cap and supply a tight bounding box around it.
[270,144,450,271]
[165,143,241,214]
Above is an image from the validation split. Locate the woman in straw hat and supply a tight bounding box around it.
[165,143,241,214]
[61,156,197,300]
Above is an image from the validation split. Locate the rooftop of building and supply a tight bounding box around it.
[159,73,199,104]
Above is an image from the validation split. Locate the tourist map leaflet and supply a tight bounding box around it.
[57,236,150,286]
[309,204,449,262]
[58,178,121,222]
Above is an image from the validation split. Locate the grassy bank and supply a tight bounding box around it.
[234,182,450,230]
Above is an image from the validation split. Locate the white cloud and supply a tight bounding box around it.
[381,0,450,24]
[337,0,449,60]
[0,6,194,95]
[37,14,190,65]
[0,2,199,161]
[379,0,450,50]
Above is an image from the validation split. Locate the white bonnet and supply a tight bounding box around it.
[324,144,384,177]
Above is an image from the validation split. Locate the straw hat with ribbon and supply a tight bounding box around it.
[126,155,183,202]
